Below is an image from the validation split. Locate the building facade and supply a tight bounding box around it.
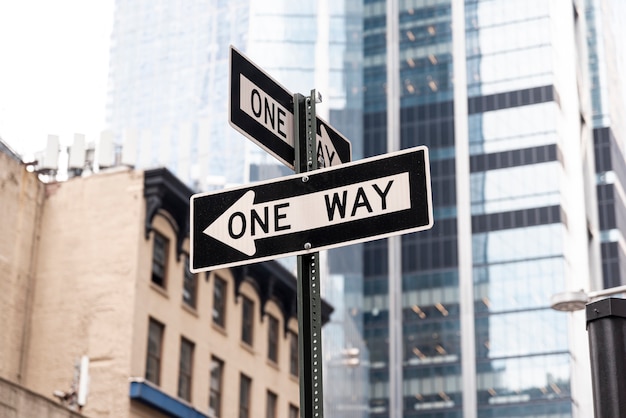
[0,146,332,418]
[360,0,620,417]
[102,0,626,417]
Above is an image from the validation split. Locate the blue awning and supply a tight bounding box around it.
[129,380,208,418]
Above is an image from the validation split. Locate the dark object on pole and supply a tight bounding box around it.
[586,297,626,418]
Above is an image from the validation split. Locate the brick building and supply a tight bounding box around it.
[0,142,331,417]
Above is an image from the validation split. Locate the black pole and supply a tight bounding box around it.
[586,297,626,418]
[294,91,324,418]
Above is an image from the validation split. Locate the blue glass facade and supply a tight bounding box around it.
[586,0,626,291]
[363,1,465,416]
[105,0,626,416]
[466,3,573,414]
[361,0,608,416]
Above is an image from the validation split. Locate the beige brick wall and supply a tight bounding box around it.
[131,212,300,417]
[2,165,301,418]
[0,152,44,383]
[25,168,145,418]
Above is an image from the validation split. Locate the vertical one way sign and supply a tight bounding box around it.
[190,146,433,272]
[229,46,352,170]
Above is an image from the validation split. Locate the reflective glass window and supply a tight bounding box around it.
[474,257,566,312]
[471,0,550,27]
[470,162,561,214]
[469,102,559,154]
[468,45,554,96]
[472,224,565,265]
[467,18,550,57]
[476,353,571,405]
[475,309,568,359]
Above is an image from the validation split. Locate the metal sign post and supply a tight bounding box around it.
[294,90,324,418]
[586,297,626,417]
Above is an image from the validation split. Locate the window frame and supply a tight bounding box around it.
[209,356,224,417]
[177,337,194,401]
[289,404,299,418]
[239,373,252,418]
[146,318,164,385]
[289,331,299,377]
[213,276,227,328]
[183,255,198,308]
[241,295,254,346]
[266,390,278,418]
[267,314,279,363]
[151,231,169,288]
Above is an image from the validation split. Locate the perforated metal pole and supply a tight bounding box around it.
[294,90,324,418]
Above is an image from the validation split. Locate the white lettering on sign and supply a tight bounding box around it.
[317,124,339,168]
[240,74,292,146]
[203,172,411,256]
[238,74,348,168]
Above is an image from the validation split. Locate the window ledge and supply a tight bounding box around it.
[150,282,169,298]
[240,341,255,355]
[211,322,227,336]
[266,358,280,371]
[181,302,198,317]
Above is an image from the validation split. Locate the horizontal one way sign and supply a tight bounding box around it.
[190,146,433,272]
[229,46,352,170]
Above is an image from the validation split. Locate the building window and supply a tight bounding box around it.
[183,256,197,308]
[152,231,169,287]
[178,337,194,401]
[268,314,279,363]
[289,404,299,418]
[290,331,298,377]
[146,318,164,385]
[266,390,277,418]
[209,357,224,417]
[239,374,252,418]
[213,276,227,328]
[241,296,254,346]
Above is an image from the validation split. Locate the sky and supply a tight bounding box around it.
[0,1,114,160]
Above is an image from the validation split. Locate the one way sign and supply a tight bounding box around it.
[190,146,433,272]
[229,46,352,169]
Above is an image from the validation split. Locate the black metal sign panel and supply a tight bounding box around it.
[190,146,433,272]
[229,46,352,169]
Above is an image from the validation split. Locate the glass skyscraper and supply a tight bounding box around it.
[105,0,626,417]
[361,0,625,417]
[106,0,358,189]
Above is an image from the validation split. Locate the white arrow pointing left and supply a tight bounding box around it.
[203,172,411,256]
